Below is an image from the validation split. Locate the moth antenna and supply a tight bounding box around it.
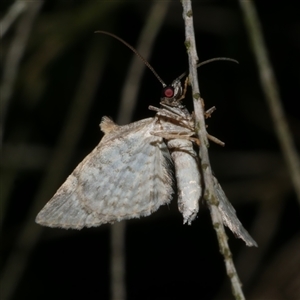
[95,32,238,88]
[95,30,167,87]
[178,57,239,80]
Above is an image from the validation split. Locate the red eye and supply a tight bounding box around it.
[163,87,174,98]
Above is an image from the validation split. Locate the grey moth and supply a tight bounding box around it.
[36,31,257,247]
[36,76,257,247]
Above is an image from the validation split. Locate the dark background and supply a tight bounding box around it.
[1,1,300,299]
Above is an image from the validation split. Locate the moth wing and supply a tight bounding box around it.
[213,176,257,247]
[36,118,173,229]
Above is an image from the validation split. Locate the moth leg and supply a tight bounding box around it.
[190,106,224,145]
[153,131,224,147]
[159,103,190,118]
[150,130,200,145]
[205,106,216,118]
[176,77,189,102]
[201,97,205,109]
[151,129,194,137]
[207,133,225,146]
[191,106,216,121]
[149,106,194,130]
[149,105,188,120]
[151,127,224,147]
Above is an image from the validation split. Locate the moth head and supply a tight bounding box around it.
[160,78,183,106]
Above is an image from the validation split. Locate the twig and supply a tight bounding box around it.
[239,0,300,205]
[181,1,246,299]
[110,2,170,300]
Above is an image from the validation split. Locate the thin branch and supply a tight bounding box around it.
[181,1,246,299]
[239,0,300,204]
[110,2,170,300]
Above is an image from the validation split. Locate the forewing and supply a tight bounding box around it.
[213,176,257,247]
[36,118,173,229]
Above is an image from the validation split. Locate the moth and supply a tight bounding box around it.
[36,31,257,247]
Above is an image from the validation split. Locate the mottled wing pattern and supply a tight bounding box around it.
[213,176,258,247]
[36,117,173,229]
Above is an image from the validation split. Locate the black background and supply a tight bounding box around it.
[1,1,300,299]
